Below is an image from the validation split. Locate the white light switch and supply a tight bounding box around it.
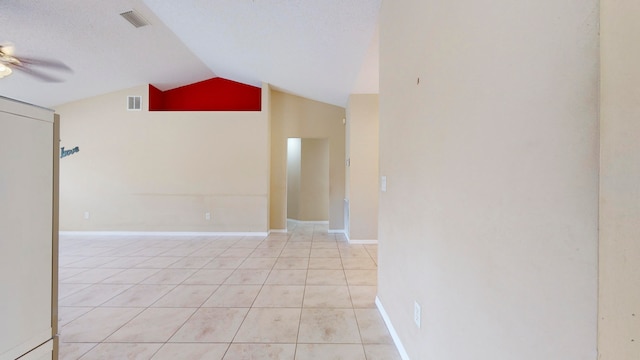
[381,176,387,192]
[414,301,421,328]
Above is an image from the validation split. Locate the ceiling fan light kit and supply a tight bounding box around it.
[0,63,12,78]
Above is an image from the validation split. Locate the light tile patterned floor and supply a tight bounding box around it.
[58,223,401,360]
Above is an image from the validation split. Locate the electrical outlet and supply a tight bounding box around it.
[381,176,387,192]
[205,212,211,221]
[414,301,421,328]
[84,211,90,220]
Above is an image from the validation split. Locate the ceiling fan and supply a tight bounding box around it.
[0,44,72,82]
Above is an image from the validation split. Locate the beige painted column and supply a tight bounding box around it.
[346,94,379,241]
[299,138,330,221]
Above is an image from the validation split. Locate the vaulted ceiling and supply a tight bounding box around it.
[0,0,380,108]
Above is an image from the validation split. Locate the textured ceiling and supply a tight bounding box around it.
[0,0,214,108]
[0,0,380,108]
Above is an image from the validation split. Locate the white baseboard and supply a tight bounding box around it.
[287,219,329,225]
[269,229,288,233]
[348,239,378,245]
[327,229,345,234]
[59,231,269,237]
[376,296,411,360]
[338,230,377,244]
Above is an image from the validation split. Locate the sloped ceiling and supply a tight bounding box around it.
[0,0,215,108]
[0,0,380,108]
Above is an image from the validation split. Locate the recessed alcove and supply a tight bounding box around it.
[149,77,261,111]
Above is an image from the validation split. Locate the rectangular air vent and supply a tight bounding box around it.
[127,96,142,111]
[120,10,150,28]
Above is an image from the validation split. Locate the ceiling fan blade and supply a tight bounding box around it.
[12,63,63,82]
[16,57,72,72]
[0,43,16,56]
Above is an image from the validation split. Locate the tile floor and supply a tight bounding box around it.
[58,222,401,359]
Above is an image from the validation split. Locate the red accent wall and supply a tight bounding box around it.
[148,84,164,111]
[149,78,261,111]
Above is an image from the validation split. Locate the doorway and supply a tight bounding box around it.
[286,138,330,222]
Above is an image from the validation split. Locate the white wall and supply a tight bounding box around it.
[56,84,270,232]
[346,94,379,241]
[287,138,302,220]
[378,0,599,359]
[599,0,640,357]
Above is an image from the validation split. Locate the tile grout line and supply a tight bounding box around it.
[81,237,224,358]
[293,225,311,358]
[227,234,281,346]
[144,236,239,359]
[60,227,387,359]
[337,233,370,358]
[65,243,147,357]
[90,237,192,353]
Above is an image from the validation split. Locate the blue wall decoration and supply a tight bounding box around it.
[60,146,79,158]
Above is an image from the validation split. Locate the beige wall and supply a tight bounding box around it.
[299,138,330,221]
[56,84,270,232]
[599,0,640,358]
[270,90,345,230]
[286,138,329,222]
[378,0,599,359]
[346,94,379,241]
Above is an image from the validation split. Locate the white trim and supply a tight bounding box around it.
[327,229,345,234]
[59,231,269,237]
[348,239,378,245]
[335,231,379,244]
[376,296,411,360]
[287,218,329,225]
[269,229,288,233]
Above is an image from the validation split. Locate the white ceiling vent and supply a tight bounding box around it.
[120,10,150,28]
[127,96,142,111]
